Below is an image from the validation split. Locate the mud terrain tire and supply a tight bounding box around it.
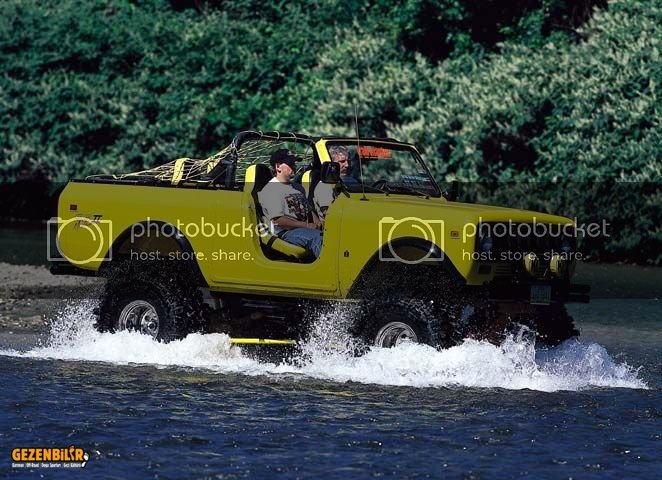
[534,305,579,346]
[508,305,579,347]
[356,298,439,349]
[96,260,205,342]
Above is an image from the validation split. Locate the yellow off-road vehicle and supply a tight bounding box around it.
[52,131,589,348]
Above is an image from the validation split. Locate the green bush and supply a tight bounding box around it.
[0,0,658,262]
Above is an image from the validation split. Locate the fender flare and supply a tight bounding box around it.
[348,237,465,296]
[99,220,207,287]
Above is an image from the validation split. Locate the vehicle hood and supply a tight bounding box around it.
[360,194,574,225]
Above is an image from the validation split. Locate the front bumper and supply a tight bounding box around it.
[481,278,590,304]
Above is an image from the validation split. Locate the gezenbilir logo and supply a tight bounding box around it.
[11,445,89,468]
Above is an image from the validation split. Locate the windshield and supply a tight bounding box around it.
[324,142,440,197]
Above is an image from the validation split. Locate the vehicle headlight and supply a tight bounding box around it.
[523,252,540,276]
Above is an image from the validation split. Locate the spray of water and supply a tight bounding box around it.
[0,300,648,392]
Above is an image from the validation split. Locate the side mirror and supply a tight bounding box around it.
[320,161,341,184]
[443,181,459,201]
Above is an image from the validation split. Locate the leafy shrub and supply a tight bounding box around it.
[0,0,658,262]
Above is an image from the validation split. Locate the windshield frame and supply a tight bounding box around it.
[322,140,442,198]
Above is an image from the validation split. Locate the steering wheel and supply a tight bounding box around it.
[372,179,389,190]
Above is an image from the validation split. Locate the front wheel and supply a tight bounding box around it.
[505,304,579,347]
[533,304,579,346]
[358,299,435,349]
[374,321,423,348]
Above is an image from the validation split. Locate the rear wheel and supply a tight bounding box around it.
[96,260,205,342]
[118,299,160,337]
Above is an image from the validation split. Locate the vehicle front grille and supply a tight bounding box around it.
[477,222,577,256]
[494,264,514,275]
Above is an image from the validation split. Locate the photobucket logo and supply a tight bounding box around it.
[378,216,445,264]
[130,217,271,243]
[47,216,113,265]
[462,217,611,242]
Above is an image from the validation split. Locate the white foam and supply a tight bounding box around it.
[0,301,648,392]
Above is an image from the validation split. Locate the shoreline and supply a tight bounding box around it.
[0,262,104,334]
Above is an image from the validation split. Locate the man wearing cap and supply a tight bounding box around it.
[313,145,359,221]
[258,149,323,258]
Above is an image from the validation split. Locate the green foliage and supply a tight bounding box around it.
[0,0,659,262]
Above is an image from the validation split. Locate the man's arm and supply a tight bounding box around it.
[313,183,334,222]
[273,215,321,230]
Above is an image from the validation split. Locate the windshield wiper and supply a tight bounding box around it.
[347,184,383,194]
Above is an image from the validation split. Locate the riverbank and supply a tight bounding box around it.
[0,262,103,334]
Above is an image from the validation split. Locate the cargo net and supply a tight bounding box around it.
[85,131,313,185]
[234,138,313,183]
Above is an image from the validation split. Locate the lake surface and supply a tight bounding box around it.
[0,222,660,478]
[1,298,660,479]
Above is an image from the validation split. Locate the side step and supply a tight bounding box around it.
[229,338,297,363]
[229,338,295,346]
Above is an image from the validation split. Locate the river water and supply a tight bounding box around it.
[0,297,660,479]
[0,223,660,478]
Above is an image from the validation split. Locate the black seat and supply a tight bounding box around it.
[307,168,321,205]
[253,163,273,194]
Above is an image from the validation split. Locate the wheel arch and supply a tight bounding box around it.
[348,237,465,298]
[99,220,207,287]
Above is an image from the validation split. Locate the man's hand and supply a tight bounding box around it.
[311,212,323,230]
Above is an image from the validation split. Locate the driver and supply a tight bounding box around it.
[313,145,358,221]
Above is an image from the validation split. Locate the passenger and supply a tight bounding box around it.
[258,149,323,258]
[313,145,358,221]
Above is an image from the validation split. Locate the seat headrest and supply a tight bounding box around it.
[254,163,273,193]
[307,168,321,202]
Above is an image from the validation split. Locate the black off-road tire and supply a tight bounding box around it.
[507,304,579,347]
[355,298,442,349]
[96,260,205,342]
[534,304,579,346]
[349,264,473,349]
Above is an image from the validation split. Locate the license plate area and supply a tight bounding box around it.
[530,285,552,305]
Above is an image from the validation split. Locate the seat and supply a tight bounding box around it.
[246,164,312,261]
[253,163,273,194]
[302,168,321,206]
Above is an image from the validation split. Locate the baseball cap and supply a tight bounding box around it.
[270,149,299,169]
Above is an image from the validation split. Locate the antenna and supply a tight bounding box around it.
[355,104,368,201]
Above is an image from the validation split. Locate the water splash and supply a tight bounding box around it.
[12,300,255,372]
[0,300,648,391]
